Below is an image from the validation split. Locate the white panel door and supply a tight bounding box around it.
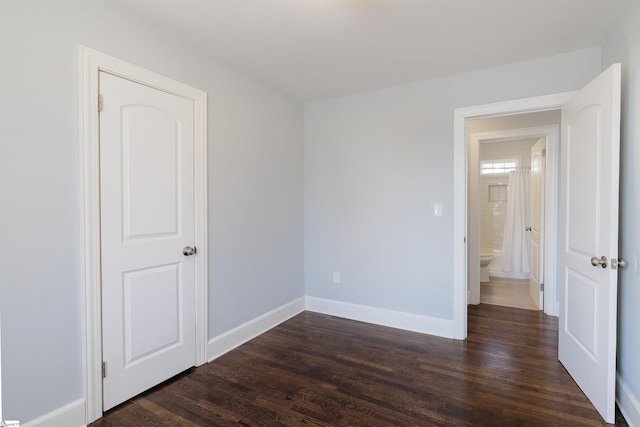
[100,71,196,410]
[559,63,621,423]
[529,138,545,310]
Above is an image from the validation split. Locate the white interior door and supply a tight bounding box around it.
[529,138,545,310]
[559,63,621,423]
[100,71,197,411]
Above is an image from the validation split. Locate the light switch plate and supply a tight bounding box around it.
[332,272,341,283]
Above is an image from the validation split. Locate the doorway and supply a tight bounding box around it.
[80,46,209,424]
[467,113,560,313]
[451,92,572,340]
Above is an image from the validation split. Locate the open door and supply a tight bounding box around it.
[529,138,545,310]
[559,63,621,423]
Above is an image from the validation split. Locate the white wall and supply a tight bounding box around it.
[602,1,640,424]
[305,48,601,321]
[0,0,303,423]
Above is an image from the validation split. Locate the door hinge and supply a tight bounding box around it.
[98,94,104,112]
[542,148,546,158]
[540,282,544,291]
[102,361,107,378]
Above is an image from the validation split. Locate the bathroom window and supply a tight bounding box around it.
[480,159,519,175]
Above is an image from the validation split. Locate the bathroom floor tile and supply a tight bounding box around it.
[480,277,538,310]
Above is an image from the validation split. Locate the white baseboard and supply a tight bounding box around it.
[21,399,85,427]
[207,297,306,362]
[617,372,640,427]
[305,297,454,339]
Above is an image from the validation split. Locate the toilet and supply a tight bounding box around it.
[480,250,493,283]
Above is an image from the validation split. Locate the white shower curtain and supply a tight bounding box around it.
[501,170,531,273]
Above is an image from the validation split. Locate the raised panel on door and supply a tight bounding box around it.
[100,71,196,411]
[123,263,183,366]
[122,105,181,240]
[566,106,600,258]
[565,269,598,357]
[531,239,540,282]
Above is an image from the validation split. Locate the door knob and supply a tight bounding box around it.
[525,226,532,231]
[183,246,197,256]
[611,258,627,269]
[590,255,607,268]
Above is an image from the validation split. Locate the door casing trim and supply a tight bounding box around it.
[80,45,208,423]
[452,92,574,339]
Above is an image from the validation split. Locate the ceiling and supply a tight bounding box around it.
[112,0,630,101]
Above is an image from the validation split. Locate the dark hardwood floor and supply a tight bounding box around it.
[91,304,628,426]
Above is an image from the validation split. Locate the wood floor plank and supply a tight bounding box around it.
[91,305,628,426]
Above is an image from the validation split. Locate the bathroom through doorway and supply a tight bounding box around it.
[467,110,560,314]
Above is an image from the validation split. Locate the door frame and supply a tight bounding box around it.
[452,92,574,339]
[79,46,208,423]
[468,125,559,311]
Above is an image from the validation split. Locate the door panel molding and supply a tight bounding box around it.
[80,46,208,424]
